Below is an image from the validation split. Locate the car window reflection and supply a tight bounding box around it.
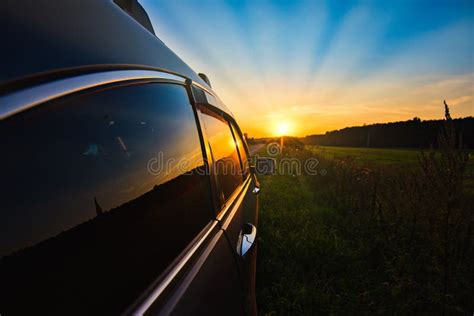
[0,83,213,315]
[198,108,243,203]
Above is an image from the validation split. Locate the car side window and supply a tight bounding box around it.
[0,83,213,315]
[230,122,250,178]
[198,107,243,204]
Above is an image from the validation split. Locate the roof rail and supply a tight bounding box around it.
[113,0,155,35]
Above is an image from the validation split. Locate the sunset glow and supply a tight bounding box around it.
[143,0,474,137]
[274,121,291,136]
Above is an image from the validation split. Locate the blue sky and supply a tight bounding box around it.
[142,0,473,136]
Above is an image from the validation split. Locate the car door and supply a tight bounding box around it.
[195,105,259,315]
[227,120,260,314]
[0,76,243,315]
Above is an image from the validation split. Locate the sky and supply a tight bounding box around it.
[141,0,473,137]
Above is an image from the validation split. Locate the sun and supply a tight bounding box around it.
[275,121,291,136]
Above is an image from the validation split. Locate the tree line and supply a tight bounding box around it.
[304,116,474,148]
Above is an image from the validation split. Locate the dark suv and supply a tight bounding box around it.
[0,1,259,315]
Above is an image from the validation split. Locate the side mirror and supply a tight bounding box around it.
[251,157,276,175]
[198,73,212,88]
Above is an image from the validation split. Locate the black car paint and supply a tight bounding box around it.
[0,0,258,315]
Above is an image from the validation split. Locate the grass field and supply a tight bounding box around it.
[309,145,474,192]
[255,144,474,315]
[309,145,474,169]
[309,146,421,165]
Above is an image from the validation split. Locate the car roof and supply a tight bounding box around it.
[0,0,230,113]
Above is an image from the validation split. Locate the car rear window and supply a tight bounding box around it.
[198,107,243,204]
[0,83,213,314]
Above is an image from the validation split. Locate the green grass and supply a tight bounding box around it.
[255,144,474,315]
[309,146,425,166]
[309,145,474,167]
[256,172,368,315]
[308,145,474,192]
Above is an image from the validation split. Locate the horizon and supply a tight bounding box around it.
[243,113,474,138]
[142,0,473,137]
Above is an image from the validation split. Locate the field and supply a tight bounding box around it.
[309,146,421,166]
[310,146,474,192]
[254,143,474,315]
[311,145,474,168]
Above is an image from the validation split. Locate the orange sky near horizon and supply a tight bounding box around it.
[218,73,474,137]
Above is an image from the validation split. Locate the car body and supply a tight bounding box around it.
[0,1,259,315]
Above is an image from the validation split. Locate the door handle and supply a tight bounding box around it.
[237,223,257,257]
